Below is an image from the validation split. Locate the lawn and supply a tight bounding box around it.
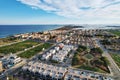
[78,65,99,72]
[110,53,120,68]
[109,30,120,36]
[84,54,94,59]
[0,40,39,54]
[77,65,106,73]
[18,43,52,58]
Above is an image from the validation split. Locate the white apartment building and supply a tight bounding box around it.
[41,43,73,62]
[8,54,21,64]
[52,45,73,62]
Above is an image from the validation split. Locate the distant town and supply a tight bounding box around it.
[0,25,120,80]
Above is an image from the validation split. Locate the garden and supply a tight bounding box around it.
[72,45,110,73]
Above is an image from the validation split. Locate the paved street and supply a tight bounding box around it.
[95,38,120,80]
[0,60,26,80]
[0,30,116,80]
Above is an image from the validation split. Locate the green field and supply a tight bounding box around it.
[18,43,52,58]
[109,30,120,36]
[84,54,94,59]
[78,65,99,72]
[0,37,21,46]
[110,53,120,68]
[77,65,106,73]
[0,40,39,54]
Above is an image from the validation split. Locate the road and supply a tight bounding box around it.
[1,30,115,80]
[95,38,120,80]
[2,43,43,60]
[0,30,74,79]
[31,32,73,61]
[0,60,26,80]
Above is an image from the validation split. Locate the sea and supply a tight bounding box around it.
[0,24,120,38]
[0,25,62,38]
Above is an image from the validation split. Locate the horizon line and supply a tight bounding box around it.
[0,23,120,25]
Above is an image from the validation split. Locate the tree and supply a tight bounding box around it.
[100,57,110,65]
[91,47,103,54]
[77,45,87,52]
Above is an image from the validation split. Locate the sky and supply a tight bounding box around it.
[0,0,120,24]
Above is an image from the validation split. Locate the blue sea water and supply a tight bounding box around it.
[0,24,119,38]
[0,25,62,38]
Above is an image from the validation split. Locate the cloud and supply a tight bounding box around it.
[17,0,120,18]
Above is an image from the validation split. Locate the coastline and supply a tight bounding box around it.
[0,25,63,38]
[0,24,120,39]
